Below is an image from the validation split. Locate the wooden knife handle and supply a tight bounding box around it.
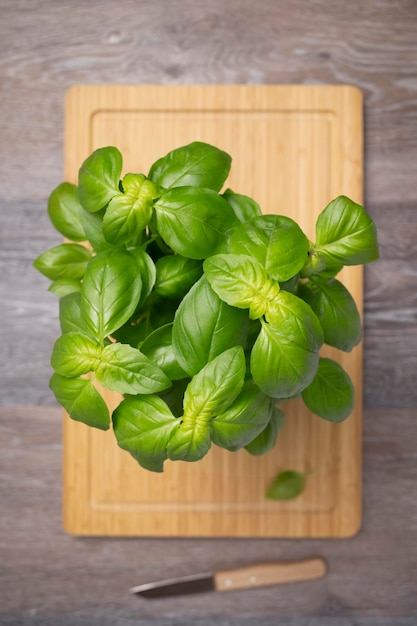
[213,558,326,592]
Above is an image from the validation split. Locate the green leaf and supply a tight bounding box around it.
[154,187,238,259]
[96,342,171,395]
[149,141,231,192]
[141,323,187,380]
[301,278,362,352]
[59,292,90,335]
[211,383,274,451]
[222,188,262,223]
[251,291,323,398]
[78,146,123,213]
[315,195,379,266]
[112,395,179,472]
[203,254,281,320]
[49,373,110,430]
[102,174,157,245]
[266,470,306,500]
[244,406,285,455]
[229,215,309,282]
[301,357,354,422]
[166,346,246,462]
[154,255,203,298]
[51,332,102,377]
[172,276,248,376]
[48,279,82,297]
[47,182,86,241]
[78,208,115,252]
[130,247,156,307]
[81,249,142,342]
[33,243,91,281]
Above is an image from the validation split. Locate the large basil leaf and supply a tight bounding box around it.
[203,254,281,320]
[141,323,187,381]
[229,215,309,282]
[148,141,231,192]
[112,395,179,472]
[251,292,323,398]
[301,357,354,422]
[51,332,102,377]
[96,343,171,395]
[315,195,379,266]
[154,187,237,259]
[172,276,248,376]
[154,255,203,298]
[33,243,91,281]
[47,182,86,242]
[244,406,285,455]
[211,383,273,451]
[102,174,157,245]
[49,373,110,430]
[81,249,142,342]
[166,346,246,462]
[301,278,362,352]
[78,146,122,213]
[222,188,262,223]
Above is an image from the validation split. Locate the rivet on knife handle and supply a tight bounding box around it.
[213,558,326,592]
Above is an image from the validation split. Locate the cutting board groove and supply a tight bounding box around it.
[64,85,363,537]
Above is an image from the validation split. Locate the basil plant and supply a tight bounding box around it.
[34,142,379,472]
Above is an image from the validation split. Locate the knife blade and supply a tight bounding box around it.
[130,557,326,598]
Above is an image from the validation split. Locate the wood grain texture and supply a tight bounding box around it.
[62,84,363,538]
[1,406,416,620]
[0,0,416,621]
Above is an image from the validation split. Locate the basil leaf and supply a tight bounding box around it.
[229,215,309,282]
[315,195,379,266]
[81,249,142,342]
[149,141,231,192]
[47,182,86,241]
[222,188,262,223]
[112,395,179,472]
[251,292,323,398]
[49,373,110,430]
[203,254,280,320]
[266,470,306,500]
[154,187,237,259]
[130,247,156,307]
[33,243,91,281]
[244,406,285,455]
[51,332,102,377]
[172,276,248,376]
[302,278,362,352]
[166,346,246,462]
[211,383,273,451]
[48,279,82,297]
[78,208,115,252]
[96,343,171,395]
[102,174,157,245]
[78,146,122,213]
[141,323,187,380]
[154,255,203,298]
[301,357,354,422]
[158,378,190,418]
[59,292,90,335]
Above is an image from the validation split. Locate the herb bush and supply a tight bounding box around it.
[34,142,379,473]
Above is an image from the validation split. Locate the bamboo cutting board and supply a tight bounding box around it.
[63,85,363,537]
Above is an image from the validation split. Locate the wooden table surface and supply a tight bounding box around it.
[1,1,416,623]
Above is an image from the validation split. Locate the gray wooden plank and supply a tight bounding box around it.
[1,407,416,620]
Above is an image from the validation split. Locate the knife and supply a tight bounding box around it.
[130,557,326,598]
